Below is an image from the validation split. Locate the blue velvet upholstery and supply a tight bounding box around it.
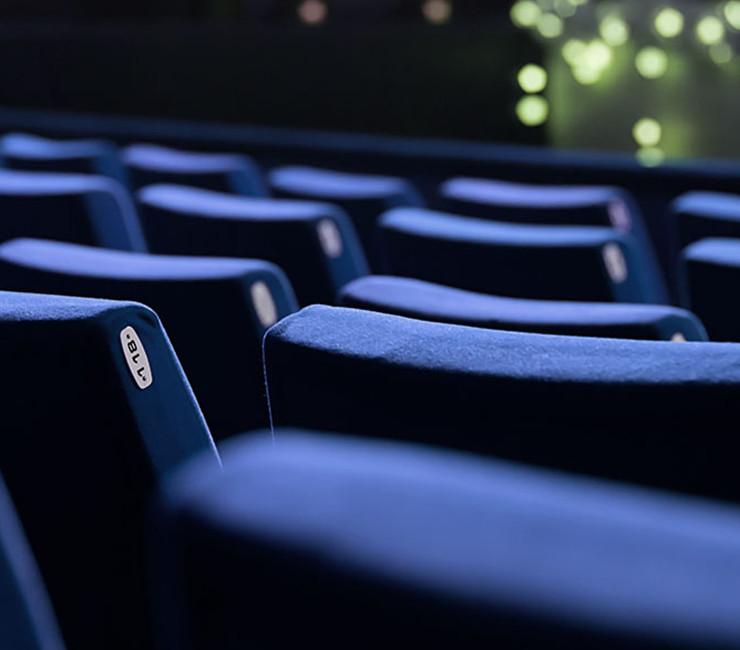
[137,184,369,305]
[380,208,660,303]
[439,178,667,302]
[0,238,298,439]
[264,305,740,501]
[0,291,218,650]
[682,238,740,342]
[0,169,145,251]
[0,132,128,186]
[122,143,266,195]
[270,166,424,270]
[0,475,65,650]
[338,275,706,341]
[672,192,740,248]
[153,429,740,648]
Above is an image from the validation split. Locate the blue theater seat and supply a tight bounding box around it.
[264,305,740,501]
[270,166,424,270]
[153,429,740,648]
[380,208,661,303]
[0,475,65,650]
[137,184,368,305]
[338,275,706,341]
[440,177,666,302]
[0,291,218,650]
[0,169,145,251]
[122,143,266,195]
[672,192,740,248]
[0,132,128,185]
[0,238,298,439]
[682,238,740,342]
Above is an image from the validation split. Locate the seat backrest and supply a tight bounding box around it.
[137,184,369,305]
[672,191,740,248]
[152,429,740,648]
[379,207,661,303]
[0,474,65,650]
[0,237,298,438]
[122,143,266,196]
[338,275,706,341]
[0,169,146,251]
[0,132,128,186]
[0,291,218,650]
[264,305,740,501]
[270,165,424,270]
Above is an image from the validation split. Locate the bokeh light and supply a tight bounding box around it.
[510,1,541,28]
[724,1,740,30]
[536,13,564,38]
[709,42,734,64]
[297,0,327,25]
[422,0,452,25]
[599,15,630,47]
[516,96,550,126]
[696,15,725,45]
[636,147,666,166]
[654,7,684,38]
[633,118,662,147]
[518,64,549,93]
[635,46,668,79]
[562,39,587,65]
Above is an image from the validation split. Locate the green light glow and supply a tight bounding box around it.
[654,7,684,38]
[516,96,549,126]
[510,1,541,28]
[709,42,734,64]
[536,13,564,38]
[554,0,576,18]
[572,65,601,85]
[636,147,665,167]
[696,15,725,45]
[635,46,668,79]
[599,15,630,47]
[633,118,662,147]
[724,1,740,30]
[585,39,612,69]
[517,64,548,93]
[562,39,587,65]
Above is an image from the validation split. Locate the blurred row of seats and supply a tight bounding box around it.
[2,127,740,648]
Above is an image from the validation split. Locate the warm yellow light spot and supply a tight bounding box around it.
[635,46,668,79]
[696,15,725,44]
[654,7,684,38]
[709,42,734,63]
[297,0,327,25]
[636,147,665,167]
[562,39,587,65]
[517,64,548,93]
[422,0,452,24]
[511,1,541,28]
[599,15,630,46]
[516,96,549,126]
[633,118,662,147]
[536,13,564,38]
[725,1,740,29]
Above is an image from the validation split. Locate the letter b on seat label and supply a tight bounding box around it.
[120,326,153,390]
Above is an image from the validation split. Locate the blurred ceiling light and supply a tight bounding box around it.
[633,118,662,147]
[510,1,541,28]
[635,46,668,79]
[422,0,452,24]
[696,15,725,44]
[725,1,740,30]
[517,64,548,93]
[599,15,630,47]
[654,7,684,38]
[297,0,327,25]
[537,13,564,38]
[516,96,549,126]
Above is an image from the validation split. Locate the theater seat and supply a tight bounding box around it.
[0,132,128,185]
[0,238,298,439]
[338,275,706,341]
[0,475,65,650]
[682,238,740,342]
[0,169,146,251]
[137,184,368,305]
[672,191,740,248]
[153,429,740,649]
[264,305,740,501]
[439,177,666,302]
[270,166,424,270]
[0,291,218,650]
[122,143,266,195]
[379,208,661,303]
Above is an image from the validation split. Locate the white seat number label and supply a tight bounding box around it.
[120,326,153,390]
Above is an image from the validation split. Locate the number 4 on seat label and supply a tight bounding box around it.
[120,326,153,390]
